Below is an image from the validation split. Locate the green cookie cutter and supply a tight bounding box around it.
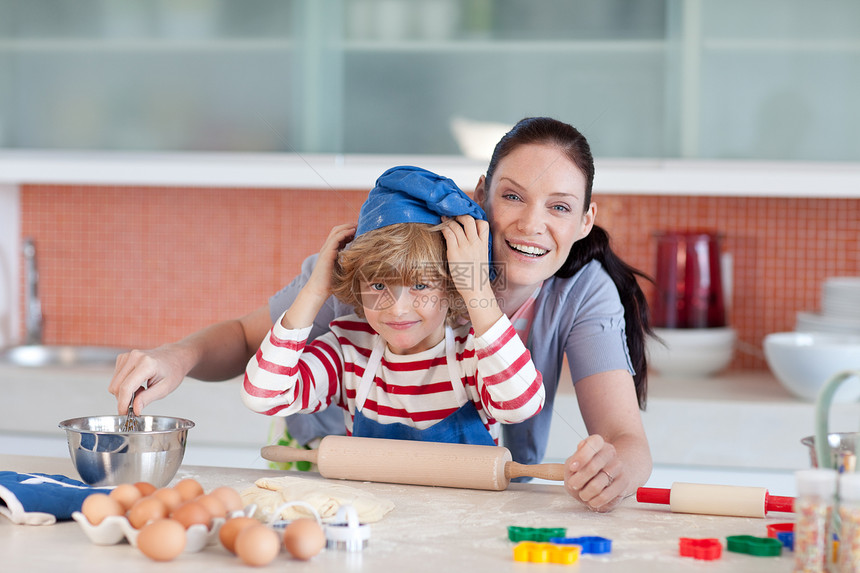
[726,535,782,557]
[508,526,567,542]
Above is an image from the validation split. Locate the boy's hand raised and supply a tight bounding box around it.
[440,215,501,336]
[283,223,355,330]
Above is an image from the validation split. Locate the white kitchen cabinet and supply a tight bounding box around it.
[1,0,860,162]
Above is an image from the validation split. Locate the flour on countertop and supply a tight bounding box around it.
[241,475,395,523]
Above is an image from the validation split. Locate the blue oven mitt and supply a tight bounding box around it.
[0,471,112,525]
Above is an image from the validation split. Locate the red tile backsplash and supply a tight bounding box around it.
[20,185,366,350]
[19,186,860,371]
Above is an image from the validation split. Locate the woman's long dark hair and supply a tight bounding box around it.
[485,117,652,409]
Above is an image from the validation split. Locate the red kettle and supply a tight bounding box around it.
[652,231,726,329]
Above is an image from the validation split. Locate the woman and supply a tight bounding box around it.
[471,117,652,511]
[109,117,652,511]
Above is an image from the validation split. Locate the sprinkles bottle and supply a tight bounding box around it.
[794,468,837,573]
[839,473,860,572]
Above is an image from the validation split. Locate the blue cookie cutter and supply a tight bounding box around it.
[549,536,612,554]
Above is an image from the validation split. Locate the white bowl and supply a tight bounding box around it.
[763,332,860,401]
[796,311,860,335]
[449,117,512,161]
[646,327,736,378]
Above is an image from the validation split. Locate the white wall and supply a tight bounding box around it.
[0,184,20,347]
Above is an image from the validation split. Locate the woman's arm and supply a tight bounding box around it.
[108,304,273,415]
[562,369,652,512]
[110,223,354,417]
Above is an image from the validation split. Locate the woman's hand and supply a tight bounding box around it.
[563,434,629,512]
[107,306,275,416]
[108,346,188,416]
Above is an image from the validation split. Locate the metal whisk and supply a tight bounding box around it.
[120,388,142,432]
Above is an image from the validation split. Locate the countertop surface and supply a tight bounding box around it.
[550,369,860,475]
[0,454,795,572]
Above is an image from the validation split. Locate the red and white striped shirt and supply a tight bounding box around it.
[242,313,544,443]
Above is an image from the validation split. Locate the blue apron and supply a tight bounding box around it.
[351,327,495,446]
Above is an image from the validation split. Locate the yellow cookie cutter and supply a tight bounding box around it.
[512,541,581,565]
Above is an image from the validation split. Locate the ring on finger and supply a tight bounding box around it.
[600,469,614,487]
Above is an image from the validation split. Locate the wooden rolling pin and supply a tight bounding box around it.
[261,436,565,491]
[636,483,795,518]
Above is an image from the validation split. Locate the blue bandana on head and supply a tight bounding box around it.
[356,166,492,265]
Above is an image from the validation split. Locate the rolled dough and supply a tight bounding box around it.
[240,476,395,523]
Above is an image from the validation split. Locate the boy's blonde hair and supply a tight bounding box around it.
[331,223,467,324]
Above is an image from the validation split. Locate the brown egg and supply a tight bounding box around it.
[81,493,124,526]
[170,501,212,530]
[219,516,259,554]
[127,496,168,529]
[137,518,187,562]
[152,487,183,512]
[209,486,244,513]
[173,478,204,502]
[283,518,326,561]
[134,481,157,497]
[195,494,227,520]
[235,524,281,567]
[109,483,143,511]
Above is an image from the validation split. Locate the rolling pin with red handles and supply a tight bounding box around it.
[261,435,565,491]
[636,482,795,518]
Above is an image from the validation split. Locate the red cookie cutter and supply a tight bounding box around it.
[766,522,794,538]
[679,537,722,561]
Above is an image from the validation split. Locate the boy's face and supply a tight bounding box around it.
[360,279,448,355]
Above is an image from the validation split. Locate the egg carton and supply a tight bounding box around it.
[72,507,252,553]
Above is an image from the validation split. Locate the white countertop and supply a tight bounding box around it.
[549,369,858,475]
[0,454,795,572]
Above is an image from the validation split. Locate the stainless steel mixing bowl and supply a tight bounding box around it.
[801,432,860,472]
[58,415,195,487]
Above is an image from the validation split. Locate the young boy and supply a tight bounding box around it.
[242,166,544,445]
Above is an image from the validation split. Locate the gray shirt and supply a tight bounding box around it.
[269,255,633,465]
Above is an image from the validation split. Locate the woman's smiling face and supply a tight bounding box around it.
[477,143,596,291]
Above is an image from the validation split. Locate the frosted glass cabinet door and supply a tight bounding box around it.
[0,0,297,152]
[342,47,667,157]
[0,0,669,156]
[694,0,860,161]
[339,0,668,157]
[2,0,860,161]
[9,50,295,151]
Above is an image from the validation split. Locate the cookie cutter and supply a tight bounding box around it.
[507,525,566,542]
[549,535,612,554]
[267,501,322,530]
[766,522,795,549]
[512,542,580,565]
[726,534,782,557]
[766,522,794,538]
[324,505,371,552]
[679,537,722,561]
[777,531,794,551]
